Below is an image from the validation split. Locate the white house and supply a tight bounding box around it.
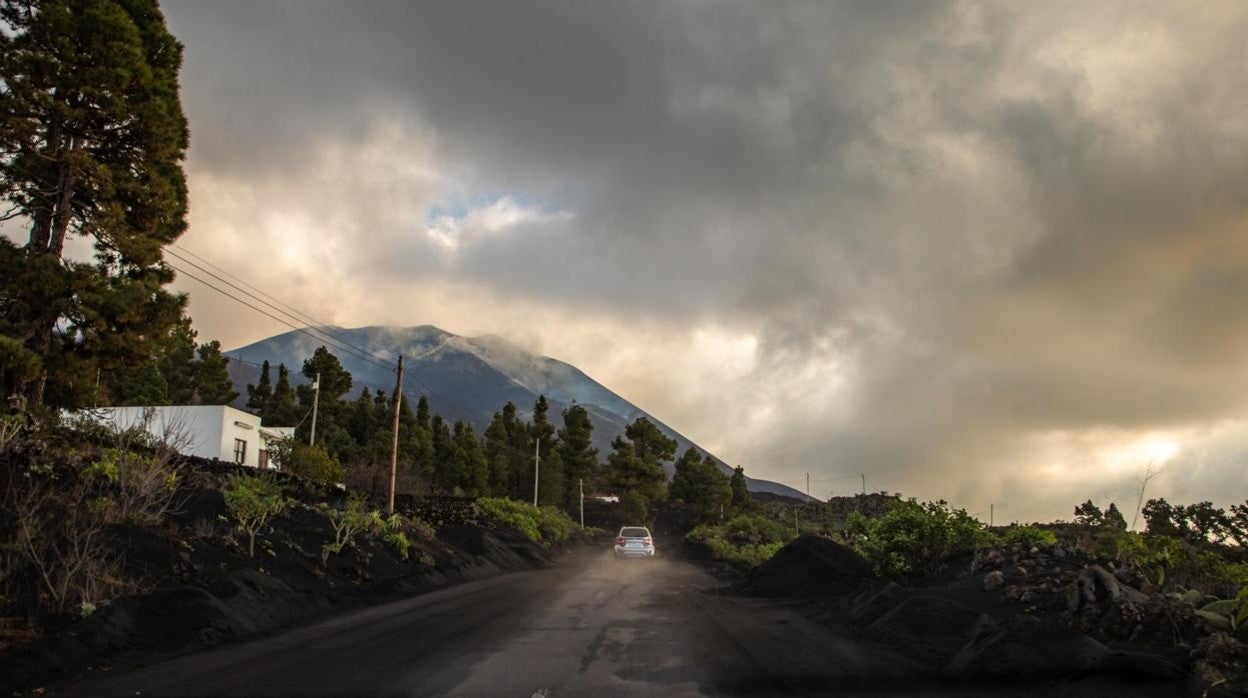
[83,405,293,469]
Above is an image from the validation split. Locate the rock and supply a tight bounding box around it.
[1014,566,1029,578]
[739,535,875,598]
[847,582,907,627]
[983,571,1005,592]
[944,614,1110,680]
[865,595,989,667]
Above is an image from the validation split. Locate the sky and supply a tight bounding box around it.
[100,0,1248,521]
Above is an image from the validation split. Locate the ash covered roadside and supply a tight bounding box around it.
[722,533,1248,697]
[0,447,593,695]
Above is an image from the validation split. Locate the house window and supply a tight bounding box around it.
[233,438,247,464]
[258,449,269,469]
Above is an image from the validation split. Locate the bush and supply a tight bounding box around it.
[686,513,796,568]
[476,498,577,545]
[321,498,379,564]
[1003,525,1058,547]
[278,442,344,486]
[538,506,576,543]
[223,472,289,558]
[477,497,541,540]
[847,498,989,578]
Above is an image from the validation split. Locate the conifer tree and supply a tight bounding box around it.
[532,395,564,505]
[557,403,598,505]
[603,417,674,501]
[264,364,299,426]
[1,0,191,406]
[730,466,750,510]
[450,421,489,495]
[430,414,454,491]
[246,360,273,415]
[192,340,237,405]
[1103,502,1128,531]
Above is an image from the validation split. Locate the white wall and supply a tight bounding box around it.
[84,405,268,468]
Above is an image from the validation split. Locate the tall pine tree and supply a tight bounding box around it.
[246,360,272,415]
[0,0,190,406]
[558,403,598,505]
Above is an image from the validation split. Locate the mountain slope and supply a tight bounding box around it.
[226,325,810,500]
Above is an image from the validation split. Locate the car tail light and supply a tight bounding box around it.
[616,537,626,545]
[644,537,652,545]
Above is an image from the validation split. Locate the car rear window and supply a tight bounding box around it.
[621,528,649,538]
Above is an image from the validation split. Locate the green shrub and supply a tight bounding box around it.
[478,497,541,540]
[278,442,344,485]
[847,498,989,578]
[223,473,288,558]
[686,513,795,568]
[320,498,378,563]
[476,498,577,545]
[1003,525,1058,547]
[538,506,576,543]
[385,531,411,560]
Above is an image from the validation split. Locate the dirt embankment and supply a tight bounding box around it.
[0,477,584,694]
[730,535,1248,697]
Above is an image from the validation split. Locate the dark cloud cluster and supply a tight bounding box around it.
[164,1,1248,519]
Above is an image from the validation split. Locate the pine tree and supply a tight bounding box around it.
[1103,502,1128,531]
[603,417,674,502]
[557,403,598,506]
[1,0,191,406]
[192,340,237,405]
[1073,500,1104,527]
[730,466,749,510]
[264,364,299,426]
[246,360,272,415]
[294,346,352,458]
[450,421,489,495]
[531,396,564,506]
[430,414,454,492]
[159,316,198,404]
[668,448,730,521]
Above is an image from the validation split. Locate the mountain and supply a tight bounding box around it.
[225,325,811,500]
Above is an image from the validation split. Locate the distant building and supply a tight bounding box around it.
[81,405,294,469]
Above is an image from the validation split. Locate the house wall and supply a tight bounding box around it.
[85,405,267,468]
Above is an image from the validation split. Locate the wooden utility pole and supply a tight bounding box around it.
[806,473,810,496]
[579,478,585,530]
[861,473,866,496]
[387,356,403,516]
[309,372,321,446]
[532,437,541,507]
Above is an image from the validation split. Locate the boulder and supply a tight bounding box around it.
[944,614,1110,680]
[739,535,875,598]
[864,595,988,667]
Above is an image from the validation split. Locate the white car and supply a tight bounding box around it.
[613,526,656,559]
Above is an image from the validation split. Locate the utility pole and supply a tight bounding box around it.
[806,473,810,496]
[861,473,866,496]
[532,437,541,507]
[579,478,585,530]
[387,355,403,516]
[309,372,321,447]
[990,503,994,527]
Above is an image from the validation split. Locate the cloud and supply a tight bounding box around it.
[160,0,1248,520]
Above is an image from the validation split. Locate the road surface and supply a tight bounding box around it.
[55,550,1112,697]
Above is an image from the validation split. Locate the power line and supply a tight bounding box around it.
[6,161,543,461]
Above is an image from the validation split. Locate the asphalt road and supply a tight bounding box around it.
[55,550,1122,697]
